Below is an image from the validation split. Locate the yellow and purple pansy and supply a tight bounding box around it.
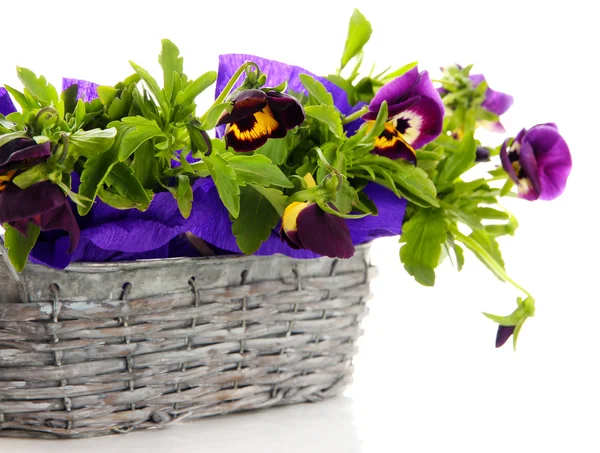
[280,174,354,259]
[362,67,444,163]
[500,123,572,201]
[217,89,305,152]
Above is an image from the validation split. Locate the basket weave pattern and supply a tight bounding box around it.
[0,245,374,439]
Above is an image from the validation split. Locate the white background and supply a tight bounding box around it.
[1,0,598,451]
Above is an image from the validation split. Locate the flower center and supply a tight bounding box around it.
[228,105,279,142]
[0,169,17,192]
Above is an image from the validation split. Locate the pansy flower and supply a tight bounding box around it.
[0,138,80,252]
[469,73,514,132]
[362,67,444,162]
[0,87,16,116]
[280,173,354,259]
[217,89,305,152]
[500,123,572,201]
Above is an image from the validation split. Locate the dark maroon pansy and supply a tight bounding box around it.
[280,201,354,259]
[217,89,305,152]
[0,181,80,253]
[500,123,572,201]
[0,138,79,252]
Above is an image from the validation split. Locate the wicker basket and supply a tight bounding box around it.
[0,243,375,439]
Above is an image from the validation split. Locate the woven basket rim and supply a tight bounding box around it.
[0,242,372,273]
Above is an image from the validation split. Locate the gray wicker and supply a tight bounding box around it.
[0,244,375,439]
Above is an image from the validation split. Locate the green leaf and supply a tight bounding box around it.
[61,83,79,115]
[364,101,388,141]
[204,152,240,218]
[175,174,193,218]
[175,71,217,107]
[69,128,117,158]
[399,209,448,286]
[16,67,59,108]
[129,61,171,120]
[200,102,232,130]
[3,85,38,110]
[469,229,505,269]
[104,162,151,211]
[158,39,184,102]
[334,179,358,214]
[299,74,334,106]
[381,61,419,82]
[305,105,343,138]
[226,154,293,188]
[251,184,288,216]
[132,141,159,188]
[97,86,118,106]
[340,9,373,71]
[12,164,49,189]
[3,223,40,272]
[376,157,439,207]
[437,134,476,183]
[232,185,281,254]
[115,117,165,161]
[254,137,289,165]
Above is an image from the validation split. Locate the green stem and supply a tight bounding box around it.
[454,230,533,298]
[198,61,260,124]
[342,105,369,124]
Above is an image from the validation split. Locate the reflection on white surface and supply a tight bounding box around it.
[0,398,359,453]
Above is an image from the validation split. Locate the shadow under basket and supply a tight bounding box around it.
[0,244,375,439]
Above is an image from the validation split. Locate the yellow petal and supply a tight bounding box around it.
[282,201,311,233]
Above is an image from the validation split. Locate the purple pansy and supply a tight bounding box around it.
[217,89,305,152]
[362,67,444,161]
[469,73,514,133]
[500,123,572,201]
[0,87,16,116]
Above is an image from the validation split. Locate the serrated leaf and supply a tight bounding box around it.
[69,128,117,158]
[226,154,293,188]
[3,223,40,272]
[299,74,334,106]
[340,9,373,71]
[16,67,59,108]
[305,105,343,138]
[232,185,281,254]
[399,209,448,286]
[158,39,184,102]
[203,152,240,218]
